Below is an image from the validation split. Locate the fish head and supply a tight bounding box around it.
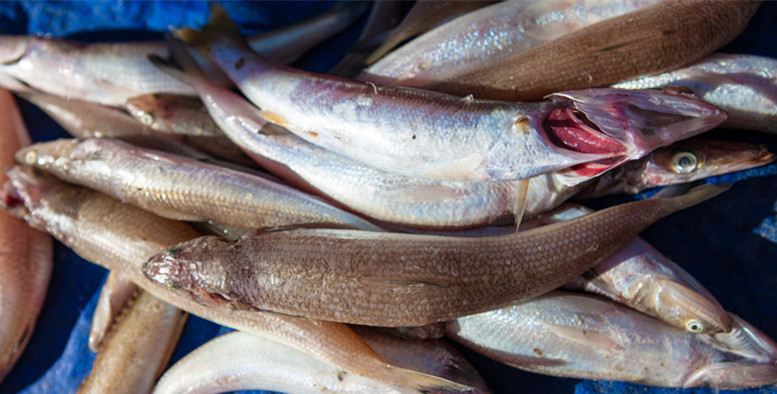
[125,93,168,130]
[545,88,726,184]
[706,314,777,363]
[143,236,235,307]
[0,35,32,66]
[650,279,732,334]
[631,138,775,192]
[15,139,80,172]
[682,362,777,389]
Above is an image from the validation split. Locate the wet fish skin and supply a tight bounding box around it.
[174,6,724,182]
[0,89,52,381]
[16,138,383,232]
[0,167,471,394]
[143,183,727,326]
[446,291,777,389]
[613,53,777,134]
[79,290,186,394]
[362,0,658,87]
[431,0,762,101]
[88,272,139,353]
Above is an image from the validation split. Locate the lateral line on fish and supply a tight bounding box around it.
[594,32,664,54]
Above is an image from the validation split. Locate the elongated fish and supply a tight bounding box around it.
[0,89,52,381]
[362,0,658,87]
[88,272,139,352]
[446,291,777,389]
[79,290,186,394]
[614,53,777,134]
[0,167,471,394]
[431,0,762,101]
[16,138,382,232]
[143,183,727,326]
[173,5,725,182]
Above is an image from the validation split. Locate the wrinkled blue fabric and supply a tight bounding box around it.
[0,1,774,394]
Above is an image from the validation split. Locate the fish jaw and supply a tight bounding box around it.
[546,88,726,183]
[707,314,777,364]
[0,35,31,65]
[682,362,777,390]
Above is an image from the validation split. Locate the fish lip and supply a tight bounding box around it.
[546,88,727,162]
[708,314,777,364]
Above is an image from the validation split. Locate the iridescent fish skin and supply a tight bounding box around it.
[16,138,382,232]
[0,89,52,381]
[79,290,186,394]
[446,291,777,389]
[613,53,777,133]
[526,204,732,334]
[431,0,761,101]
[0,167,470,394]
[362,0,658,87]
[174,6,725,182]
[142,183,727,326]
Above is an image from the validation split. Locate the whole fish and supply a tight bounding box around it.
[430,0,762,101]
[88,272,139,353]
[445,291,777,389]
[143,183,727,326]
[153,56,766,229]
[154,327,490,394]
[364,0,498,65]
[528,204,731,334]
[173,6,725,182]
[0,166,471,394]
[16,138,383,232]
[0,89,52,381]
[79,290,186,394]
[361,0,658,87]
[613,53,777,134]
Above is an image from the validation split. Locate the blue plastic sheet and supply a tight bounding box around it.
[0,1,775,393]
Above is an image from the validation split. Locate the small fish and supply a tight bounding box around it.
[0,89,52,381]
[16,138,383,232]
[446,291,777,389]
[173,5,725,182]
[79,290,186,394]
[613,53,777,133]
[0,167,471,394]
[430,0,762,101]
[88,272,138,353]
[143,182,727,326]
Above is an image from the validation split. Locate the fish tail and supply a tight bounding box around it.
[174,4,243,51]
[391,366,474,393]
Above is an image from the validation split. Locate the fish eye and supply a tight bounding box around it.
[140,112,155,125]
[670,151,698,174]
[685,319,704,333]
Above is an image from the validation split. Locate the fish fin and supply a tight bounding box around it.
[361,277,447,289]
[542,322,625,353]
[175,4,244,49]
[390,367,474,393]
[652,182,730,209]
[500,353,568,368]
[89,272,138,353]
[512,179,530,232]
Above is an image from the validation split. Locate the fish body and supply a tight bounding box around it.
[176,6,725,182]
[0,167,470,394]
[614,53,777,133]
[446,291,777,389]
[143,183,727,326]
[362,0,658,87]
[79,290,186,393]
[0,89,52,380]
[432,0,762,101]
[17,138,382,232]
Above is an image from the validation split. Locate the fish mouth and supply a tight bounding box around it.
[545,88,726,181]
[708,314,777,363]
[683,139,775,176]
[682,362,777,389]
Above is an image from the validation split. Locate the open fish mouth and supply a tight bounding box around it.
[545,88,727,181]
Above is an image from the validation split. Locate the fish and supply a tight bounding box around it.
[142,182,728,326]
[0,89,52,381]
[78,290,186,394]
[364,0,498,66]
[0,166,472,393]
[88,272,139,353]
[429,0,762,101]
[16,138,383,232]
[361,0,659,87]
[613,53,777,133]
[445,291,777,389]
[527,204,732,333]
[173,5,725,182]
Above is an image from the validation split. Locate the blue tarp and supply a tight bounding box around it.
[0,1,775,393]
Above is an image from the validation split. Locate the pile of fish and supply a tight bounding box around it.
[0,1,776,393]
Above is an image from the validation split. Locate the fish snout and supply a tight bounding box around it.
[657,281,732,334]
[709,314,777,364]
